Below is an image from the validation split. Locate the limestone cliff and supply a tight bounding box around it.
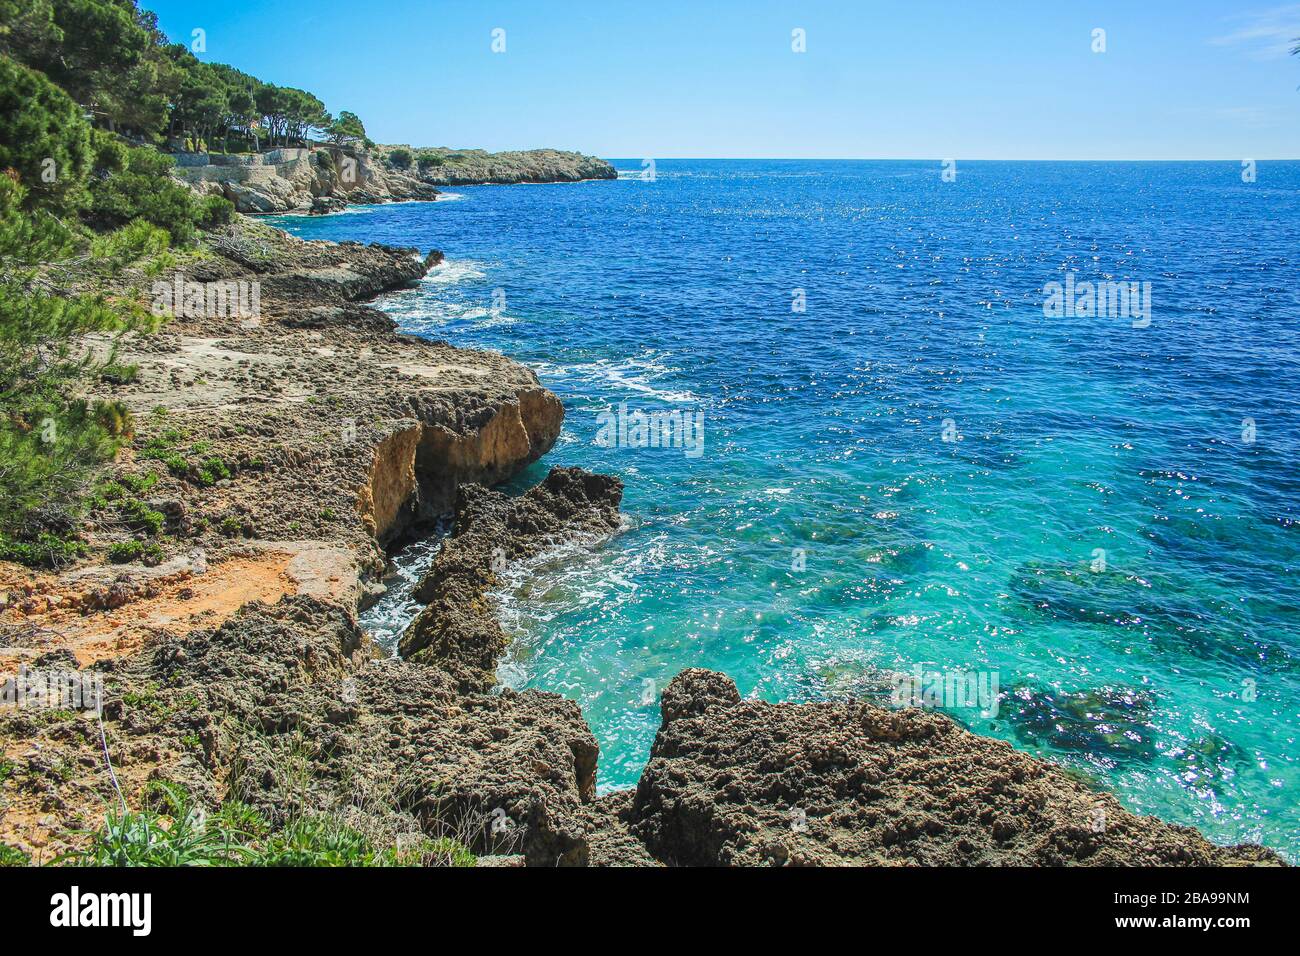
[174,144,616,214]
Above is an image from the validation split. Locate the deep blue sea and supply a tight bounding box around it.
[270,159,1300,859]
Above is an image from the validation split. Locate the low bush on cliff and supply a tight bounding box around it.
[198,194,235,228]
[86,144,212,246]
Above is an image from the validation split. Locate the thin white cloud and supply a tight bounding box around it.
[1210,4,1300,59]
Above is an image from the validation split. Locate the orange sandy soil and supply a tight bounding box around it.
[0,543,356,670]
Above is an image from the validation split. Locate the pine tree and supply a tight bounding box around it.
[0,174,153,566]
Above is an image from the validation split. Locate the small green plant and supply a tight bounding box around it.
[99,363,139,385]
[195,457,232,486]
[107,540,141,562]
[140,430,235,486]
[220,516,243,537]
[140,427,188,462]
[120,472,159,495]
[160,453,188,477]
[63,782,255,867]
[61,782,471,868]
[120,685,168,717]
[423,837,477,868]
[91,480,126,507]
[251,817,380,866]
[0,532,84,567]
[107,539,162,564]
[120,498,164,535]
[0,843,30,867]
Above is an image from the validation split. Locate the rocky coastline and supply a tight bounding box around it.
[175,145,617,215]
[0,216,1285,867]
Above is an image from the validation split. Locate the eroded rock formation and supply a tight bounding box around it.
[400,467,623,691]
[622,670,1281,866]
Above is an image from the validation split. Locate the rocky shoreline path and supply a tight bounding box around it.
[0,217,1284,866]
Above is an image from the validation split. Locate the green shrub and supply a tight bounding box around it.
[198,194,234,228]
[425,837,477,867]
[0,58,92,214]
[120,498,164,535]
[63,782,255,867]
[251,817,379,867]
[195,457,231,486]
[86,145,205,245]
[119,472,159,495]
[90,128,130,176]
[388,147,413,170]
[108,539,161,564]
[0,531,84,567]
[107,539,143,563]
[86,219,176,281]
[90,471,158,511]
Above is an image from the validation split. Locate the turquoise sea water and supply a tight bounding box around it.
[270,160,1300,858]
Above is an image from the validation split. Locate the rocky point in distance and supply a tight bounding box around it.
[173,142,618,215]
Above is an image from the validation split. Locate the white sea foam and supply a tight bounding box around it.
[358,533,444,656]
[530,353,701,404]
[422,259,487,285]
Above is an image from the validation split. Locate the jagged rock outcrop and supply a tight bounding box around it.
[3,595,599,866]
[309,195,348,215]
[622,670,1284,867]
[86,219,564,569]
[175,145,616,214]
[399,467,623,691]
[0,217,577,863]
[388,147,619,185]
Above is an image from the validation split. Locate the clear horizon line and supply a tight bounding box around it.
[599,155,1300,162]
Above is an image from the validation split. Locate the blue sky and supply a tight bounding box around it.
[147,0,1300,158]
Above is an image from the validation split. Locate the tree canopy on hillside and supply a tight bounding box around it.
[1,0,359,152]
